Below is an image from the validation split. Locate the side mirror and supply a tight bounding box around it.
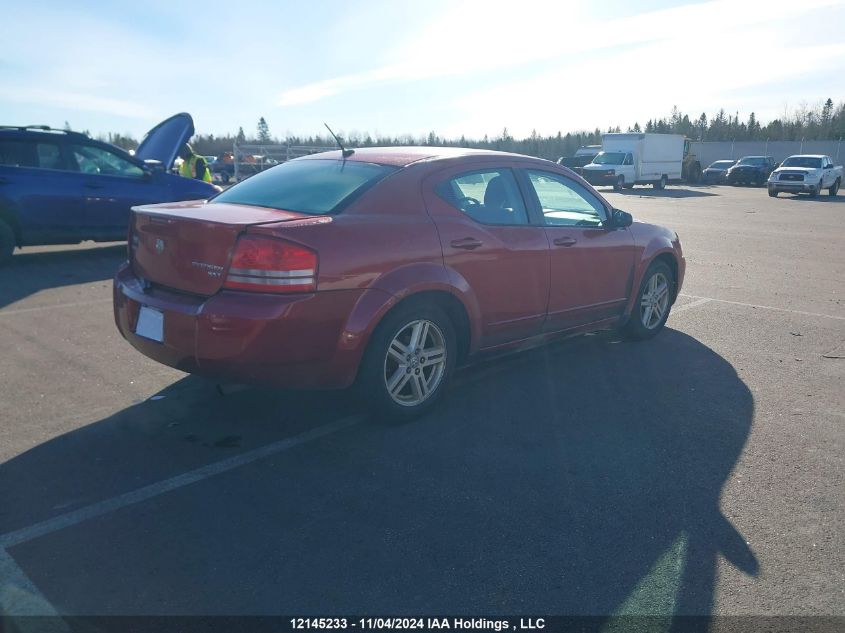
[610,208,633,228]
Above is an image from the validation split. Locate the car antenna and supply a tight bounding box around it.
[324,123,354,158]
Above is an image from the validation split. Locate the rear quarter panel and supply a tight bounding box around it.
[245,167,468,375]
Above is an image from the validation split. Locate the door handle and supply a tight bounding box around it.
[553,236,578,247]
[450,237,483,250]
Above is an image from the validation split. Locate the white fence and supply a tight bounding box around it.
[231,143,335,181]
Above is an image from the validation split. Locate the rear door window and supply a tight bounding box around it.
[36,143,63,170]
[0,140,37,167]
[0,140,64,169]
[212,159,396,214]
[436,169,529,226]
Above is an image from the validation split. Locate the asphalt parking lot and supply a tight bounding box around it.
[1,185,843,622]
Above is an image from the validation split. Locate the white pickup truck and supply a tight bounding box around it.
[767,155,842,197]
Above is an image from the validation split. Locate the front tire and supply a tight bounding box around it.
[0,220,15,266]
[357,302,456,421]
[809,179,822,198]
[624,261,674,341]
[768,188,778,197]
[653,175,667,190]
[829,178,840,197]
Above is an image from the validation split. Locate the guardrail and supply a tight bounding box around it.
[230,143,335,182]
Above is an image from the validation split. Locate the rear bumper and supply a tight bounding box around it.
[113,263,371,389]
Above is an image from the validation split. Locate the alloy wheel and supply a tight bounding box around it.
[383,319,447,407]
[640,272,670,330]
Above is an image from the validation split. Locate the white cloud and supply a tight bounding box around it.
[276,0,843,109]
[0,86,156,120]
[443,39,845,138]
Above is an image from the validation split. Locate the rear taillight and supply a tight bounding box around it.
[223,235,317,293]
[127,217,137,262]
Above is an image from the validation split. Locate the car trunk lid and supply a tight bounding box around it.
[130,201,315,295]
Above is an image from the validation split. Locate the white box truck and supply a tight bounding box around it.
[581,133,685,190]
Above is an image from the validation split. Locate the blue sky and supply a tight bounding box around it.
[2,0,844,141]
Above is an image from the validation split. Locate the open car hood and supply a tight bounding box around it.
[134,112,195,170]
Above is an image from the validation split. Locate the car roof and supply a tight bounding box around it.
[785,154,826,159]
[295,146,543,168]
[0,126,89,142]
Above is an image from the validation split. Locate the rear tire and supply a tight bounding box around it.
[829,178,840,197]
[624,261,674,341]
[0,220,15,266]
[357,302,457,422]
[653,175,667,190]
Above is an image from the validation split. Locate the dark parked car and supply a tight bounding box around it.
[210,153,235,184]
[0,113,219,264]
[725,156,776,186]
[114,147,685,419]
[557,145,602,175]
[701,160,736,184]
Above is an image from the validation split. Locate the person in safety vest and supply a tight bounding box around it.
[178,144,212,183]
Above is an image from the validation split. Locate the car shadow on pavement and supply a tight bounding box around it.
[0,328,756,622]
[775,194,845,204]
[596,187,719,199]
[0,243,125,309]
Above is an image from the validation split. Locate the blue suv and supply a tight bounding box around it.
[0,113,218,265]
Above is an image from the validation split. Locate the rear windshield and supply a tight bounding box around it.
[709,161,735,169]
[212,159,396,214]
[737,157,767,166]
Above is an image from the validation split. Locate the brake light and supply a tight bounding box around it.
[223,235,317,293]
[127,219,140,264]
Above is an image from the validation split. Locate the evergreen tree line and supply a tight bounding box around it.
[87,99,845,162]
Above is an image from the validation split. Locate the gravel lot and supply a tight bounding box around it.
[0,184,843,621]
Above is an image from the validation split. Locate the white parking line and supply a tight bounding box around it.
[0,298,112,317]
[0,547,68,624]
[679,294,845,321]
[670,297,712,315]
[0,413,364,551]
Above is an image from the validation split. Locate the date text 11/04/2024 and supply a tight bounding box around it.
[290,618,546,630]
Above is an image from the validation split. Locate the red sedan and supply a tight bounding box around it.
[114,147,685,418]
